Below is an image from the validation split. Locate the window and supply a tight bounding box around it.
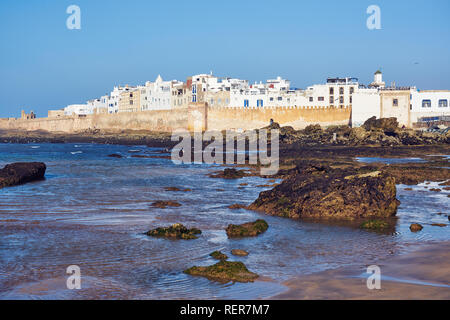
[244,99,249,107]
[309,97,313,102]
[339,87,344,95]
[277,97,282,101]
[257,99,264,107]
[329,96,334,104]
[422,100,431,108]
[350,87,354,94]
[270,97,274,102]
[339,96,344,104]
[438,99,448,108]
[318,97,324,102]
[393,99,398,107]
[329,88,334,95]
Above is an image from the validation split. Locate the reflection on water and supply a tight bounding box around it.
[0,144,448,299]
[356,157,426,164]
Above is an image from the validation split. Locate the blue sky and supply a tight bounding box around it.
[0,0,449,117]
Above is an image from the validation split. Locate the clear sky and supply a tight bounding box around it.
[0,0,449,117]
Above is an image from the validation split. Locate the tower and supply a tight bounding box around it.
[370,70,385,88]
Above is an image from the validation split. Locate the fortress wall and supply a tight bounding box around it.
[206,106,352,131]
[0,105,352,133]
[0,109,189,133]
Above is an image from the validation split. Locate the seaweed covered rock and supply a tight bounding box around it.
[210,251,228,261]
[225,219,269,238]
[145,223,201,240]
[360,219,390,230]
[0,162,46,189]
[249,163,400,221]
[184,260,258,283]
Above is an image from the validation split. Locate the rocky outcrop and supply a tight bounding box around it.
[249,163,400,221]
[225,219,269,238]
[184,260,258,283]
[0,162,46,189]
[273,118,449,146]
[145,223,201,240]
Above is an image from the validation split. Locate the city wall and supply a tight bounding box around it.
[0,105,352,133]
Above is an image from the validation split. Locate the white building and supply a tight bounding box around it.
[107,86,134,114]
[140,75,176,111]
[64,104,94,116]
[304,77,359,108]
[410,90,450,124]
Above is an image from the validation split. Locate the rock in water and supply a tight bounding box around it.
[0,162,46,189]
[231,249,249,256]
[210,251,228,261]
[225,219,269,238]
[184,260,258,283]
[410,223,423,232]
[145,223,201,240]
[248,164,400,221]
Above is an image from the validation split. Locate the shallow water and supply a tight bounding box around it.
[0,143,448,299]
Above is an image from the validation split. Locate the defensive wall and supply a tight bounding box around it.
[0,104,352,133]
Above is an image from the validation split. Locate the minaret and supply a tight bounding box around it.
[370,70,385,88]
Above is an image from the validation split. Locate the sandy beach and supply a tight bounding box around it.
[273,241,450,300]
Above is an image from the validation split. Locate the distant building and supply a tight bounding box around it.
[118,86,140,113]
[410,90,450,125]
[64,104,93,116]
[20,110,36,120]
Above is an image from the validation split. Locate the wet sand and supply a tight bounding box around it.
[273,241,450,300]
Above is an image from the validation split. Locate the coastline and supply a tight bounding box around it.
[271,241,450,300]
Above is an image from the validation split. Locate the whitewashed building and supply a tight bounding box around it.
[410,90,450,124]
[140,75,177,111]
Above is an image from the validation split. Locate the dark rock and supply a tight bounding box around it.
[410,223,423,232]
[184,260,258,283]
[210,168,247,179]
[231,249,249,256]
[165,187,192,192]
[107,154,122,158]
[363,117,399,133]
[431,223,447,227]
[145,223,201,240]
[429,188,441,192]
[151,200,182,208]
[225,219,269,238]
[249,164,399,221]
[210,251,228,261]
[0,162,46,189]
